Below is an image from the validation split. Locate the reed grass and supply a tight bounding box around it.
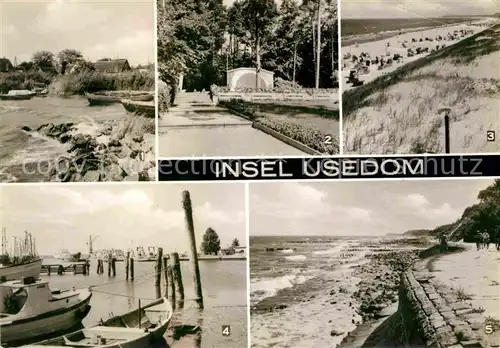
[0,69,154,95]
[53,70,155,95]
[0,71,53,94]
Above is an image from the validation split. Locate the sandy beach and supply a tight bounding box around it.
[250,236,431,348]
[342,17,500,154]
[341,18,495,91]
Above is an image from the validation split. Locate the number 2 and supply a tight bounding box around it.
[325,135,332,145]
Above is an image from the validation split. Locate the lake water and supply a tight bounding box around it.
[37,258,247,348]
[0,97,130,182]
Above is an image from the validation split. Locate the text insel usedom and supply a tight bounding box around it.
[215,160,292,178]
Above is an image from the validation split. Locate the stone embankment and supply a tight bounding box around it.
[397,260,497,347]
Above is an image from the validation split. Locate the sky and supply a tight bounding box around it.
[250,179,494,236]
[0,0,154,66]
[0,183,246,256]
[223,0,498,18]
[341,0,499,18]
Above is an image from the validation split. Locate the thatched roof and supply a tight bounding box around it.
[93,59,131,73]
[0,58,14,72]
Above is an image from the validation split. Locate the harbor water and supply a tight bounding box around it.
[39,258,247,348]
[0,97,130,182]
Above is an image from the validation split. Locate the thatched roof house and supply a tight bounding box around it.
[94,59,131,73]
[0,58,14,72]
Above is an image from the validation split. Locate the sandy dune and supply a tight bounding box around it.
[342,18,500,154]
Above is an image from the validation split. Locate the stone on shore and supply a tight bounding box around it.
[25,118,155,182]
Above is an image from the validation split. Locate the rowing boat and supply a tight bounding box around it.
[23,297,173,348]
[120,99,155,118]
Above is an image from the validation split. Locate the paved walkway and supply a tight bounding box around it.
[158,92,305,157]
[431,243,500,320]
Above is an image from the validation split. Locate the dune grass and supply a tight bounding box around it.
[342,23,500,154]
[343,24,500,117]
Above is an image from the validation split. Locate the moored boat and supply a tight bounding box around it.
[0,257,43,281]
[120,99,155,118]
[23,297,172,348]
[0,277,92,345]
[85,92,120,106]
[0,90,35,100]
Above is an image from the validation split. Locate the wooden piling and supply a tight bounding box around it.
[162,257,169,298]
[155,248,163,287]
[155,284,162,299]
[444,114,450,153]
[107,254,112,277]
[170,252,184,304]
[97,260,101,274]
[138,299,142,329]
[130,257,134,281]
[182,190,204,309]
[111,258,116,277]
[166,260,175,305]
[47,265,51,276]
[126,252,130,280]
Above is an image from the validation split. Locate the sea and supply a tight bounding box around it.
[250,235,408,348]
[36,257,248,348]
[341,17,480,46]
[0,96,130,183]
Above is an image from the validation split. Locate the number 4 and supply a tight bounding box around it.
[222,325,231,336]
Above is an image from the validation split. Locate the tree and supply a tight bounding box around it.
[57,49,83,74]
[201,227,221,255]
[31,51,56,73]
[241,0,278,89]
[17,61,34,71]
[231,238,240,247]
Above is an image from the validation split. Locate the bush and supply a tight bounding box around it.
[158,81,171,114]
[258,117,339,154]
[210,84,337,96]
[53,70,155,95]
[0,70,54,93]
[219,99,258,120]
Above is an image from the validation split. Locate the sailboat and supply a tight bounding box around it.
[0,229,43,281]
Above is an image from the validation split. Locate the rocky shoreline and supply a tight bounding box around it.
[21,118,155,182]
[351,250,420,321]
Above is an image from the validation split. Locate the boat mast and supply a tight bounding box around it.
[1,227,7,255]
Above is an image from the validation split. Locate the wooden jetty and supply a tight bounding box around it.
[41,262,90,275]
